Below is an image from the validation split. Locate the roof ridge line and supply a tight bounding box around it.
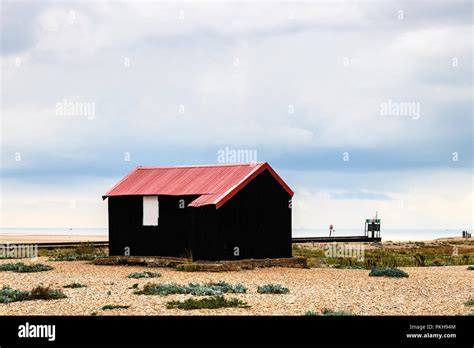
[137,162,265,169]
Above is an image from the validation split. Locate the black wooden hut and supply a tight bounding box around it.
[102,162,294,261]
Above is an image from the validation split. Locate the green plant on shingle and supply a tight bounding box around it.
[63,283,86,289]
[102,304,130,310]
[135,283,184,296]
[48,242,106,261]
[464,299,474,306]
[185,282,247,296]
[29,285,67,300]
[304,308,354,316]
[128,271,161,279]
[426,259,452,267]
[369,267,408,278]
[134,281,247,296]
[48,251,105,261]
[0,285,66,303]
[166,296,250,310]
[0,286,30,303]
[0,262,53,273]
[48,252,82,261]
[0,263,21,271]
[321,308,354,316]
[413,254,425,267]
[74,242,97,255]
[257,284,289,294]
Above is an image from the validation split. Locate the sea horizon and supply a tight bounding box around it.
[0,227,470,242]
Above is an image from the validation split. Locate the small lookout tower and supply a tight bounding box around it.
[365,212,381,239]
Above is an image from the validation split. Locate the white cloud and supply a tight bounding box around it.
[1,1,471,158]
[1,1,472,230]
[292,169,473,230]
[0,177,110,228]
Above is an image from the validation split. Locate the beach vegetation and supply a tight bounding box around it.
[0,286,31,303]
[102,304,130,310]
[426,260,450,267]
[30,285,67,300]
[321,308,354,316]
[63,282,87,288]
[49,252,95,261]
[304,309,354,316]
[293,240,474,269]
[464,299,474,306]
[0,262,53,273]
[369,267,409,278]
[257,284,289,294]
[128,271,161,279]
[0,285,66,303]
[48,242,106,261]
[413,253,425,266]
[166,296,249,310]
[134,281,247,296]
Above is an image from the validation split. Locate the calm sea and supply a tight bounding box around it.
[0,227,470,241]
[292,228,469,241]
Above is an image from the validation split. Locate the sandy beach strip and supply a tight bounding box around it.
[0,235,108,244]
[0,257,472,316]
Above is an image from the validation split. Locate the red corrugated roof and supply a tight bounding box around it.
[103,162,293,208]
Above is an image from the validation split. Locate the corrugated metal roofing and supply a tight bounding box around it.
[103,162,293,208]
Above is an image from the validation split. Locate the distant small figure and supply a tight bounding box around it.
[329,224,334,237]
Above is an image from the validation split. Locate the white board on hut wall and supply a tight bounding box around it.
[143,196,159,226]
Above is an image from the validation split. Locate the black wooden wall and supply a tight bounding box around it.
[108,195,198,257]
[216,170,292,260]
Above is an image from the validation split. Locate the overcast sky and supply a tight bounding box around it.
[1,1,472,231]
